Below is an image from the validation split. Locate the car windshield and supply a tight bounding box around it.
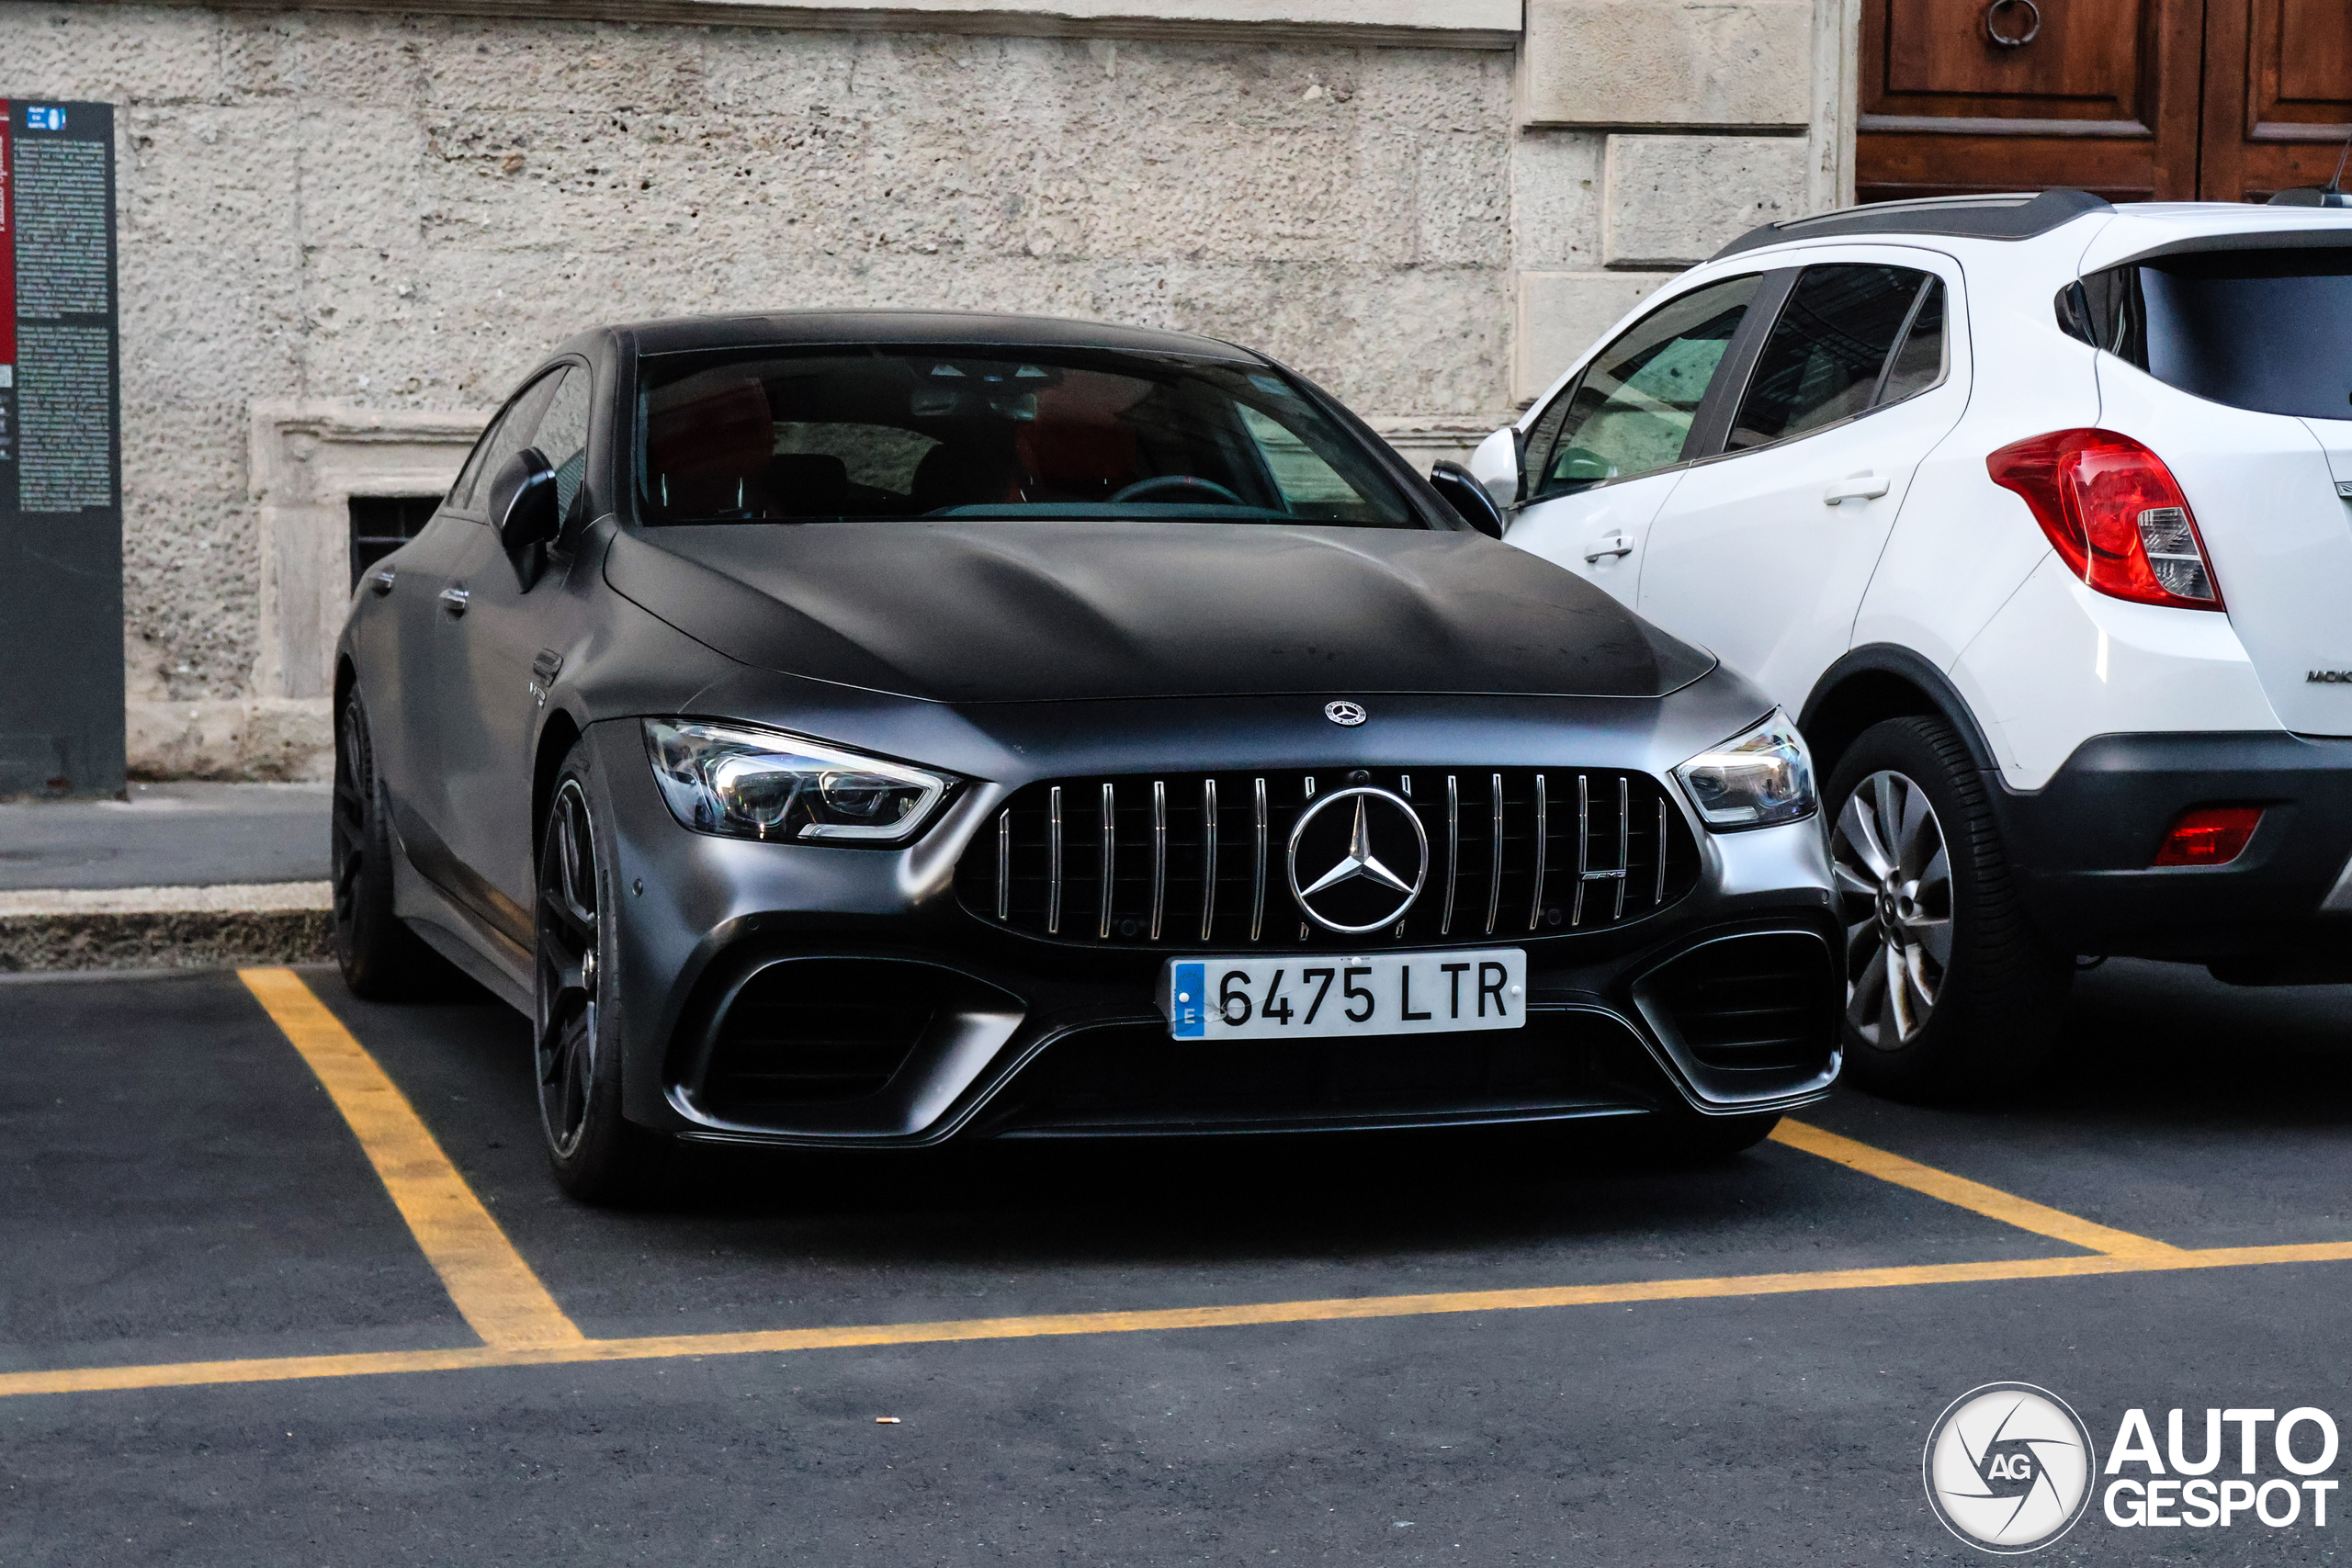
[2076,245,2352,420]
[634,345,1419,527]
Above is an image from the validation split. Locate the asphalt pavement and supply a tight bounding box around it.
[0,782,331,890]
[4,958,2352,1564]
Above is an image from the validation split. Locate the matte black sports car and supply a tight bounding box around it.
[333,310,1842,1199]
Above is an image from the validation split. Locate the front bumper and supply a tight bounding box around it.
[582,714,1842,1146]
[1994,730,2352,976]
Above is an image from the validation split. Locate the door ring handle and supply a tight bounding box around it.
[1985,0,2040,47]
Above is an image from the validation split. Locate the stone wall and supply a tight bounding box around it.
[0,0,1848,780]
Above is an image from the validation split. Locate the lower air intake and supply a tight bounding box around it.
[1634,931,1841,1078]
[697,959,940,1116]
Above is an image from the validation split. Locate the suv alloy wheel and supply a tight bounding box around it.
[1826,717,2070,1098]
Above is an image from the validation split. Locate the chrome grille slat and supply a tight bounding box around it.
[964,766,1692,949]
[1200,779,1219,941]
[1149,780,1168,942]
[1527,773,1549,932]
[995,809,1011,920]
[1442,774,1460,936]
[1614,776,1631,919]
[1099,782,1116,941]
[1484,773,1504,936]
[1250,776,1268,942]
[1047,785,1064,935]
[1655,798,1668,907]
[1573,773,1589,928]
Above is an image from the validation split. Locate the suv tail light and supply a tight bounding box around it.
[2153,805,2262,867]
[1987,429,2224,610]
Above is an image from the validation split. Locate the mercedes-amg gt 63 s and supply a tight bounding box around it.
[334,310,1843,1199]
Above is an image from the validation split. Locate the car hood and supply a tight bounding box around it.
[604,521,1714,704]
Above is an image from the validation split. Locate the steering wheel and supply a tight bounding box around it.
[1107,474,1246,506]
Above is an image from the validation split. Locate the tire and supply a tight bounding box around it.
[534,739,666,1203]
[1826,716,2070,1100]
[332,692,456,999]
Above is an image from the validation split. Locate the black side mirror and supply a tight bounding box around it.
[1430,460,1506,539]
[489,446,561,554]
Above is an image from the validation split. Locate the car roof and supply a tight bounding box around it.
[1713,188,2352,270]
[1711,188,2111,260]
[609,309,1263,364]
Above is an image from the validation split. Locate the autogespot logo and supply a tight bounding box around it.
[1923,1383,2098,1553]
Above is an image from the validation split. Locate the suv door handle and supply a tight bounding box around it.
[1824,474,1891,506]
[1584,535,1634,563]
[437,586,471,617]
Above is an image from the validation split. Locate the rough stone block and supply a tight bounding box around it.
[1513,129,1605,271]
[296,108,428,250]
[1521,0,1815,129]
[0,5,223,103]
[420,18,714,115]
[125,698,333,782]
[1602,132,1807,267]
[1414,129,1511,269]
[1516,269,1673,404]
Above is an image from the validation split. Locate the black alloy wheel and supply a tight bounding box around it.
[1826,716,2069,1100]
[536,776,603,1162]
[332,693,447,998]
[533,750,662,1201]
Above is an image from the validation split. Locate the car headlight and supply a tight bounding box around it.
[1672,711,1815,830]
[643,719,954,844]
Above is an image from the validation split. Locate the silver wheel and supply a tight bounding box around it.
[1832,769,1952,1050]
[535,778,601,1159]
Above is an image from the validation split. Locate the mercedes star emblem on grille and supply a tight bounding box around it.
[1286,786,1429,934]
[1324,701,1368,727]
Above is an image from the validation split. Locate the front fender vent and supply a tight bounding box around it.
[955,767,1699,953]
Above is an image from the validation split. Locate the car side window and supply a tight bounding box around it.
[1876,277,1946,406]
[1526,275,1762,501]
[453,370,564,514]
[1727,265,1939,450]
[534,367,594,521]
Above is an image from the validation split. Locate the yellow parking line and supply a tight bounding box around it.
[236,967,584,1349]
[1770,1119,2182,1256]
[6,1236,2351,1401]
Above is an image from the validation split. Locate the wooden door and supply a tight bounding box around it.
[1857,0,2206,202]
[2199,0,2352,199]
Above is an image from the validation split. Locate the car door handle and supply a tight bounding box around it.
[370,569,396,596]
[1824,474,1891,506]
[1584,535,1634,563]
[437,586,471,617]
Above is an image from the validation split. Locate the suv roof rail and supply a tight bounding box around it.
[1710,187,2113,261]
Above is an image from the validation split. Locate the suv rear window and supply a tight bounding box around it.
[2063,246,2352,420]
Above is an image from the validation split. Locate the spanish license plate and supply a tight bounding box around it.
[1161,950,1528,1041]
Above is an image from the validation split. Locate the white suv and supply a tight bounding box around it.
[1466,188,2352,1096]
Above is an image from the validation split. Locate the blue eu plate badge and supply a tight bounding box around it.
[1169,963,1205,1038]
